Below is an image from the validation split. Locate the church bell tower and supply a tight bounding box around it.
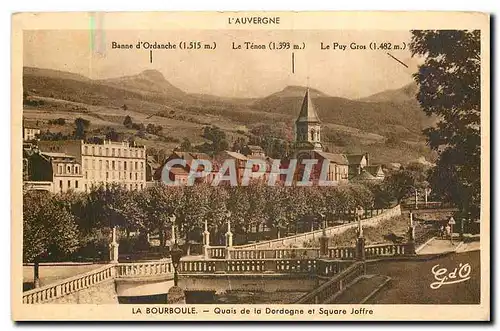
[294,88,322,151]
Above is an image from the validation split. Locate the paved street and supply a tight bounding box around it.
[365,250,480,304]
[417,238,462,255]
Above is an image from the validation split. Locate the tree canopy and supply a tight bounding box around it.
[410,30,481,218]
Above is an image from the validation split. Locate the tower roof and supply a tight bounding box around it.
[296,89,320,123]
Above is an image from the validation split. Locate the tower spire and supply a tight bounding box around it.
[294,80,322,151]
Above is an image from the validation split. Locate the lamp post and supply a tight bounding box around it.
[109,226,119,264]
[225,211,233,248]
[170,242,183,287]
[448,217,455,245]
[411,186,419,210]
[319,217,329,257]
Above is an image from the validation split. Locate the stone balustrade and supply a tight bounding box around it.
[179,259,319,274]
[234,205,401,250]
[327,246,356,259]
[229,247,320,260]
[116,260,173,278]
[364,242,409,258]
[294,261,365,304]
[22,241,412,304]
[207,246,226,259]
[22,264,115,304]
[217,242,409,261]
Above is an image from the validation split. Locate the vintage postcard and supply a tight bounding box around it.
[11,11,490,321]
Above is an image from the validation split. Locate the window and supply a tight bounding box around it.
[106,148,109,156]
[135,161,138,170]
[68,180,71,188]
[106,161,109,169]
[140,173,143,180]
[112,161,115,170]
[135,184,138,190]
[124,171,126,179]
[85,171,88,179]
[67,165,71,173]
[75,180,79,189]
[75,165,79,173]
[135,173,138,181]
[112,148,115,157]
[99,160,102,170]
[58,165,63,174]
[92,146,95,155]
[118,161,121,170]
[99,147,102,155]
[118,149,121,157]
[84,146,88,154]
[59,180,63,188]
[140,162,143,170]
[140,184,143,189]
[92,160,95,169]
[130,173,132,180]
[85,184,87,191]
[106,172,109,179]
[124,161,127,171]
[119,172,121,180]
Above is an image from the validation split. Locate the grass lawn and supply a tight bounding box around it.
[365,250,480,304]
[305,215,413,248]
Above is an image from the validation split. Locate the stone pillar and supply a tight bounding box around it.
[225,219,233,248]
[203,219,210,259]
[406,212,416,255]
[319,221,329,257]
[167,286,185,304]
[414,189,419,209]
[356,216,365,261]
[225,219,233,260]
[109,226,119,264]
[409,212,416,241]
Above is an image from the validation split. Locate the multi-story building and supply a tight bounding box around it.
[25,151,84,193]
[37,140,147,191]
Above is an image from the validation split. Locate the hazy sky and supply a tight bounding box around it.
[24,30,421,99]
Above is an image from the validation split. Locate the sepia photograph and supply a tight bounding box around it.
[11,11,490,321]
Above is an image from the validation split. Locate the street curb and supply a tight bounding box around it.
[415,237,436,253]
[359,276,392,304]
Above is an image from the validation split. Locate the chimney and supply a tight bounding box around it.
[365,152,369,166]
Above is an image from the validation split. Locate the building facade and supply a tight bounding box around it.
[37,140,147,191]
[26,151,84,193]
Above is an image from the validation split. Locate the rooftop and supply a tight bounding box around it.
[346,154,367,165]
[296,89,321,123]
[315,151,349,165]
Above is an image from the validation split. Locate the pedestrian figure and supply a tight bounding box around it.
[445,224,451,239]
[439,225,444,239]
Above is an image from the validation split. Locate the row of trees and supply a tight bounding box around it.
[23,181,396,265]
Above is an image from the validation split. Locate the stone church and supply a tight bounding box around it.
[292,89,383,184]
